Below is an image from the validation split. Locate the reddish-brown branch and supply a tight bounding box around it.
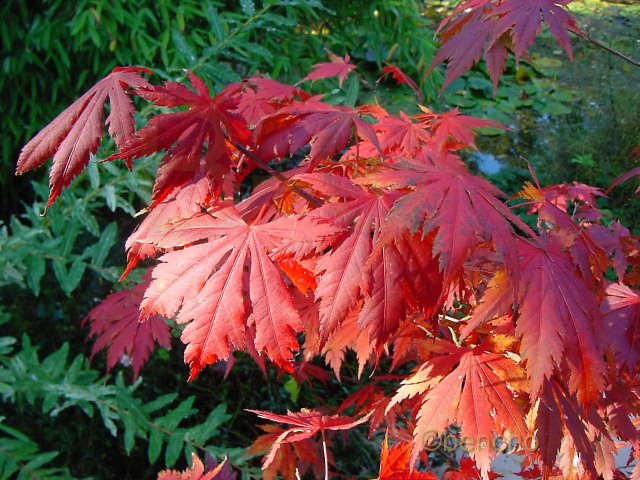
[572,29,640,68]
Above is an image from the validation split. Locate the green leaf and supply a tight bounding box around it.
[90,222,117,266]
[148,428,164,464]
[103,185,117,212]
[240,0,256,16]
[123,413,137,454]
[172,29,197,65]
[73,205,100,236]
[187,404,230,445]
[206,5,224,41]
[87,159,100,189]
[63,258,87,295]
[164,431,185,468]
[160,397,196,431]
[344,75,360,107]
[25,255,45,296]
[0,337,16,355]
[283,376,300,403]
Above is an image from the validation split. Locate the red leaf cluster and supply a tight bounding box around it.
[432,0,580,90]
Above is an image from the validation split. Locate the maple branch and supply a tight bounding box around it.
[223,134,324,208]
[572,30,640,69]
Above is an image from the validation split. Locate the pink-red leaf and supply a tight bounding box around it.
[16,67,151,211]
[415,107,504,150]
[602,283,640,371]
[302,50,357,87]
[432,0,579,89]
[389,347,528,476]
[83,269,171,379]
[109,71,249,206]
[247,408,370,469]
[254,100,381,165]
[379,65,422,101]
[158,453,232,480]
[376,435,436,480]
[139,204,341,378]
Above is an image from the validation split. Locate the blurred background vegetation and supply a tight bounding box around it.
[1,0,639,478]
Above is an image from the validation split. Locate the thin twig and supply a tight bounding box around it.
[572,29,640,68]
[223,134,324,208]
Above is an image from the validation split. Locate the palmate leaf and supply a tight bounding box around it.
[16,67,151,212]
[376,435,436,480]
[532,379,613,479]
[138,202,342,378]
[432,0,579,90]
[158,453,234,480]
[389,344,529,477]
[83,269,171,379]
[122,176,214,278]
[232,75,310,127]
[108,71,250,207]
[298,173,442,349]
[247,408,370,470]
[374,112,432,156]
[301,50,357,87]
[414,107,504,150]
[602,283,640,372]
[245,424,324,480]
[254,100,381,165]
[463,234,606,405]
[378,65,423,101]
[361,161,531,288]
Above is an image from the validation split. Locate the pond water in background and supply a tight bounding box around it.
[471,152,505,175]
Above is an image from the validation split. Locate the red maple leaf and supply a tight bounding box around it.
[415,107,504,150]
[302,50,357,87]
[16,67,151,212]
[376,435,436,480]
[247,408,370,470]
[378,65,422,101]
[321,309,374,378]
[609,166,640,195]
[465,234,606,405]
[245,424,324,480]
[602,283,640,372]
[388,345,528,477]
[298,172,442,347]
[361,161,530,288]
[443,456,502,480]
[432,0,580,90]
[108,71,249,206]
[493,0,577,58]
[518,236,605,405]
[587,223,637,283]
[139,203,342,378]
[533,380,608,479]
[122,176,214,278]
[374,112,432,155]
[83,269,171,379]
[232,75,310,127]
[158,453,232,480]
[254,100,381,165]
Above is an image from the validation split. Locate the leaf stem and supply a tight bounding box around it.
[321,428,329,480]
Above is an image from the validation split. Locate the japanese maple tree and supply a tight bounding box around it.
[16,1,640,478]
